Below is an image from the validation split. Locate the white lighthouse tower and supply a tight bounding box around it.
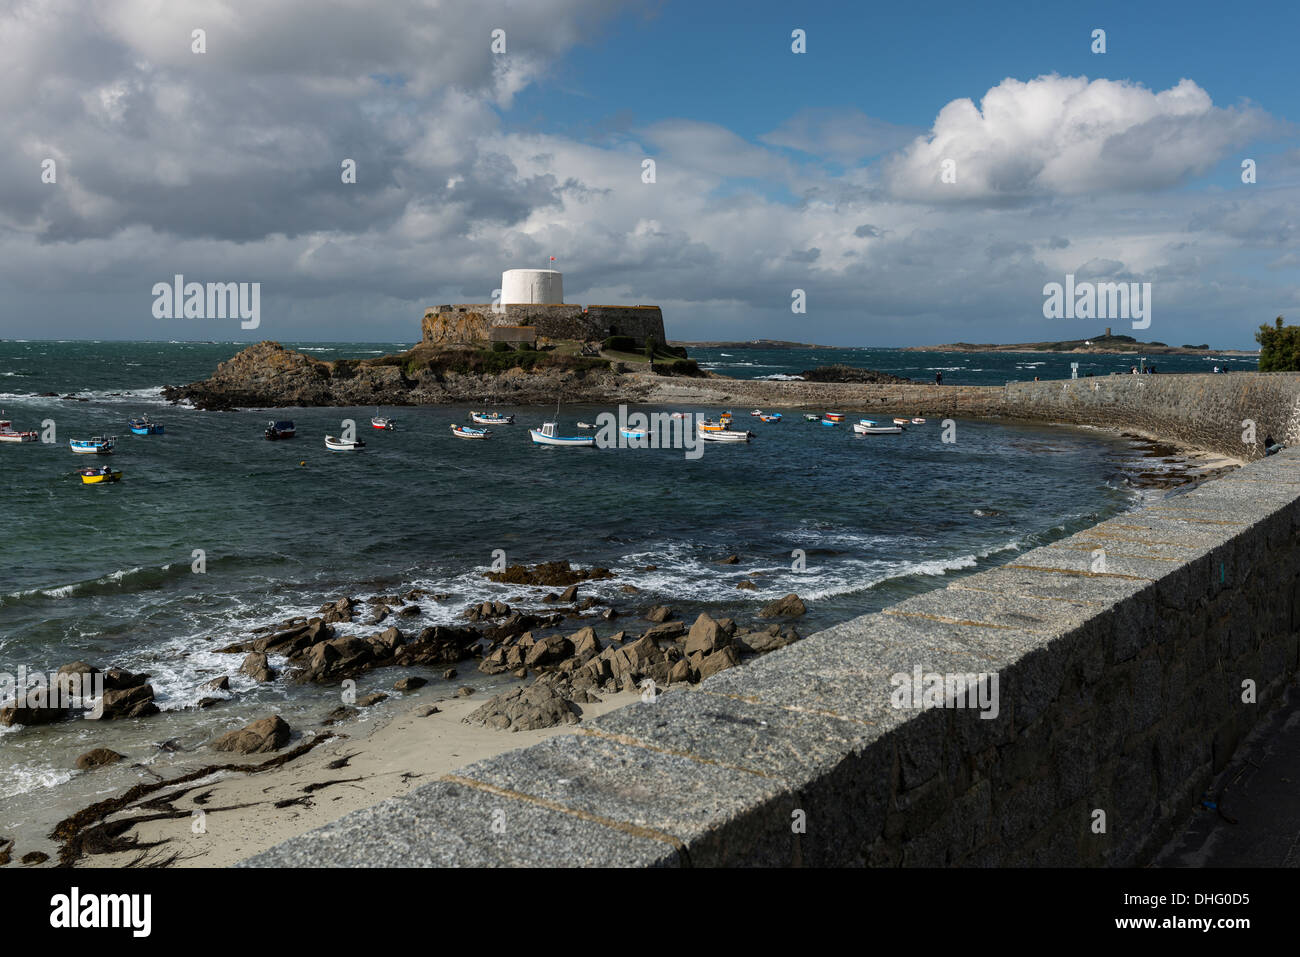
[501,268,563,305]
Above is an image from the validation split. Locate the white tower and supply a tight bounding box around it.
[501,268,563,305]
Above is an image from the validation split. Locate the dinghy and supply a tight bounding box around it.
[471,411,514,426]
[450,424,491,440]
[892,418,910,427]
[758,414,781,423]
[370,411,396,430]
[576,422,596,429]
[265,420,295,440]
[911,417,926,425]
[854,419,903,435]
[820,418,838,427]
[530,422,595,447]
[78,466,122,484]
[803,414,820,422]
[824,412,845,422]
[70,437,114,454]
[128,415,164,435]
[325,435,366,451]
[621,428,648,440]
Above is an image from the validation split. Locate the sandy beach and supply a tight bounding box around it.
[76,687,642,868]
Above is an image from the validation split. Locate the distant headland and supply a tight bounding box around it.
[903,331,1257,356]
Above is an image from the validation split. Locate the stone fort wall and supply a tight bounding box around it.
[422,303,666,346]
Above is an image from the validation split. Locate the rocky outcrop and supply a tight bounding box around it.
[466,679,580,732]
[75,748,125,770]
[212,715,291,754]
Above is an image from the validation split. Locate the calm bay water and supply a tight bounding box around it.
[0,339,1200,826]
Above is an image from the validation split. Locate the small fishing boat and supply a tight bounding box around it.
[892,418,910,427]
[820,418,838,427]
[854,419,903,435]
[78,466,122,484]
[824,412,845,422]
[767,412,782,420]
[370,412,396,431]
[699,429,752,443]
[325,435,366,452]
[911,417,926,425]
[70,437,114,454]
[576,422,596,429]
[471,411,514,426]
[530,422,595,447]
[621,428,649,440]
[0,419,37,442]
[265,420,295,440]
[699,419,727,432]
[450,424,491,440]
[803,414,820,422]
[669,412,689,419]
[128,415,164,435]
[750,409,763,417]
[758,414,781,423]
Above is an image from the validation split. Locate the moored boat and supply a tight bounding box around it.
[854,419,903,435]
[911,417,926,425]
[758,414,781,423]
[820,418,838,427]
[892,418,910,427]
[265,420,295,440]
[824,412,845,422]
[70,436,114,454]
[370,414,396,431]
[450,424,491,440]
[78,466,122,484]
[128,414,164,435]
[0,419,37,442]
[325,435,366,451]
[576,422,596,429]
[803,413,819,421]
[699,429,752,443]
[621,428,649,440]
[529,422,595,447]
[471,411,514,426]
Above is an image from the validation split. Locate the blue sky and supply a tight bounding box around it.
[0,0,1296,348]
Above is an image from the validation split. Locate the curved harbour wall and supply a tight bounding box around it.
[244,373,1300,867]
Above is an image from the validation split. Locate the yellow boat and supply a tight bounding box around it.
[79,467,122,485]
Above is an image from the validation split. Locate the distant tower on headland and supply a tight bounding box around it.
[501,268,563,305]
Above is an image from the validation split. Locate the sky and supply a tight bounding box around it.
[1,0,1297,348]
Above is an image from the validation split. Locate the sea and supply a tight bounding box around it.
[0,340,1254,848]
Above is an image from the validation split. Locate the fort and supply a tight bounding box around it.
[421,268,666,347]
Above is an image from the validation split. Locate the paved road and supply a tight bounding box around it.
[1154,680,1300,867]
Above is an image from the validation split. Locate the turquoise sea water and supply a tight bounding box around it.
[0,339,1197,815]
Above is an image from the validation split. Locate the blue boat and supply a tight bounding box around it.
[128,414,163,435]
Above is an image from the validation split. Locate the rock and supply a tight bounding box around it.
[684,613,727,656]
[101,667,148,690]
[413,704,441,717]
[738,629,801,654]
[571,626,601,661]
[21,851,48,866]
[75,748,125,771]
[559,584,579,603]
[644,605,674,623]
[322,706,358,726]
[620,584,641,594]
[55,661,99,696]
[455,686,474,697]
[484,561,615,587]
[643,621,686,641]
[0,701,67,727]
[512,668,528,679]
[398,604,420,616]
[95,684,158,720]
[735,580,758,591]
[600,607,618,620]
[478,647,511,675]
[196,697,222,709]
[465,681,580,732]
[698,646,741,679]
[239,652,276,683]
[212,715,291,754]
[758,593,807,618]
[719,554,740,564]
[356,692,388,707]
[393,676,427,692]
[524,633,575,669]
[203,675,230,692]
[668,658,693,683]
[442,668,457,680]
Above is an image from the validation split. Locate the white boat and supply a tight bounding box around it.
[325,435,366,451]
[576,422,596,429]
[892,418,910,427]
[750,409,763,416]
[471,411,514,426]
[669,412,689,419]
[70,436,114,454]
[451,424,491,440]
[911,417,926,425]
[854,419,903,435]
[0,419,37,443]
[699,429,752,443]
[370,412,396,430]
[530,422,595,447]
